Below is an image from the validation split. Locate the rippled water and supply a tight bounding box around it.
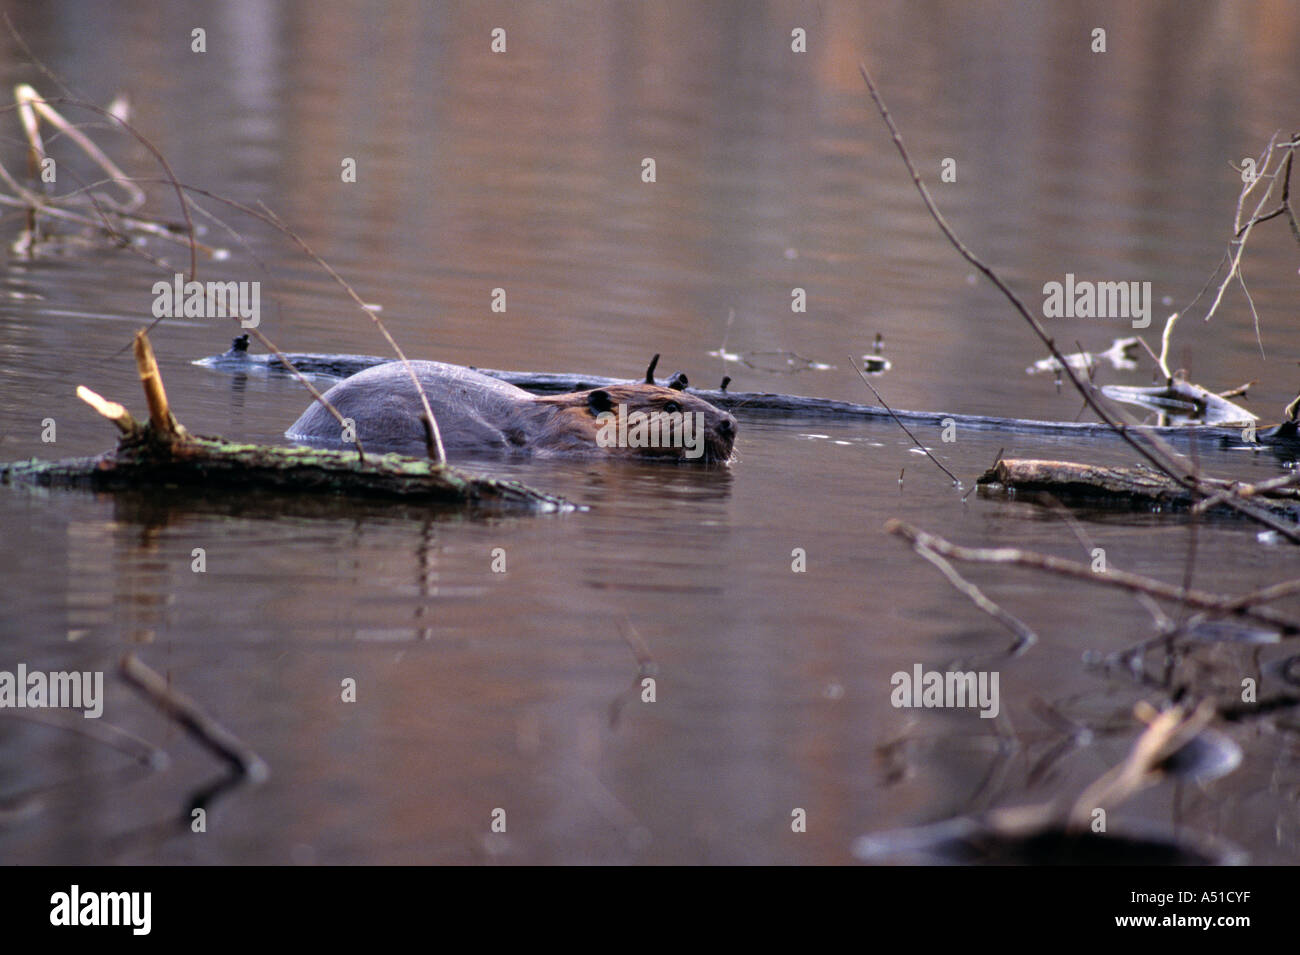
[2,1,1300,864]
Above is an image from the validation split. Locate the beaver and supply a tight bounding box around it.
[285,357,738,464]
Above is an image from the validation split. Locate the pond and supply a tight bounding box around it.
[2,0,1299,864]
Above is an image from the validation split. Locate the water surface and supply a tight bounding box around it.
[2,0,1300,864]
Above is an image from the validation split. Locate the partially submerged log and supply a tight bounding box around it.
[1,440,573,510]
[978,458,1300,516]
[2,331,574,512]
[195,337,1278,445]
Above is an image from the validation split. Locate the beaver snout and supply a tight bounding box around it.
[705,411,738,463]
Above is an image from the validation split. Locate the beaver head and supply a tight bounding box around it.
[527,381,737,464]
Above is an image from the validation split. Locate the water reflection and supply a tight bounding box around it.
[3,1,1300,864]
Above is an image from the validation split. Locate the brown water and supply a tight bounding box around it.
[2,0,1300,864]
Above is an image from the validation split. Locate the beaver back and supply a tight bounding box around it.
[286,361,537,455]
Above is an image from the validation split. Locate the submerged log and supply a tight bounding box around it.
[977,458,1300,515]
[2,331,574,512]
[195,338,1275,444]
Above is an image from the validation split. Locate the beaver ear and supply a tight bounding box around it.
[667,372,689,391]
[588,389,615,414]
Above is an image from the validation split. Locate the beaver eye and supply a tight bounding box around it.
[663,401,680,414]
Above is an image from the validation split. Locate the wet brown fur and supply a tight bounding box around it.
[526,384,737,463]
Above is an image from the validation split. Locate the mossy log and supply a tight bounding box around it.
[0,439,573,509]
[1,331,574,512]
[977,458,1300,515]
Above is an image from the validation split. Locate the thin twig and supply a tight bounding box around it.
[1207,134,1299,342]
[858,63,1300,544]
[849,355,960,486]
[257,201,447,465]
[908,540,1038,657]
[883,519,1300,634]
[857,64,1180,479]
[0,92,197,279]
[609,624,658,729]
[120,653,268,783]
